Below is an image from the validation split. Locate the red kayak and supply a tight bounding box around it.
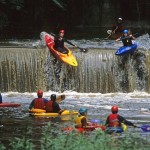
[63,124,106,133]
[40,32,78,67]
[0,102,21,107]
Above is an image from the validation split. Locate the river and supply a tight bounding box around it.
[0,33,150,148]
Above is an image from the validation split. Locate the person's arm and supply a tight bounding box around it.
[105,116,109,126]
[29,100,34,109]
[118,115,136,127]
[81,117,87,127]
[129,35,136,40]
[116,37,121,42]
[0,93,2,103]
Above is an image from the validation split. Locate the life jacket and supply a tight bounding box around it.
[108,114,120,127]
[54,36,64,49]
[33,98,45,109]
[122,36,133,46]
[45,100,53,112]
[74,115,86,127]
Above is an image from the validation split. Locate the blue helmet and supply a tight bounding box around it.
[123,29,128,34]
[79,108,88,115]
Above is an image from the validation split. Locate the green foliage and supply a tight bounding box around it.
[9,0,24,11]
[0,13,9,30]
[0,124,150,150]
[9,137,34,150]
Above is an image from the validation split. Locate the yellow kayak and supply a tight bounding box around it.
[43,32,78,67]
[29,109,78,120]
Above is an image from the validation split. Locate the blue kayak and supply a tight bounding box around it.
[106,127,124,133]
[115,43,138,56]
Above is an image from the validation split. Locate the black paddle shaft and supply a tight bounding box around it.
[50,32,88,53]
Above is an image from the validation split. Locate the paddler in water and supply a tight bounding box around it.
[45,94,64,114]
[106,17,124,39]
[116,29,136,46]
[74,108,89,128]
[105,106,137,128]
[29,90,48,110]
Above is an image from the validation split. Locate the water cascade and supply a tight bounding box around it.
[0,46,149,93]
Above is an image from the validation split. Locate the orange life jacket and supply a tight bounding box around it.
[108,114,120,127]
[33,98,45,109]
[45,100,53,112]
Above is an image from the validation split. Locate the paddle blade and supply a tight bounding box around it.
[80,48,88,53]
[56,95,66,103]
[90,119,103,123]
[140,125,150,132]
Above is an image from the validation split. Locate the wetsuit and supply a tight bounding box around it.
[54,37,68,54]
[0,93,2,103]
[105,114,134,127]
[121,36,133,46]
[45,100,61,113]
[29,98,48,109]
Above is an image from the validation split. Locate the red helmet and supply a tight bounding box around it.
[111,106,118,113]
[59,29,64,33]
[37,90,43,96]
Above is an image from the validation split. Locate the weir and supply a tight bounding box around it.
[0,47,149,93]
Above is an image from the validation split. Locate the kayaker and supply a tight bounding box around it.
[54,29,66,53]
[74,108,88,128]
[45,94,64,114]
[0,92,2,103]
[54,29,77,54]
[116,29,136,46]
[106,17,124,39]
[105,106,137,128]
[29,90,48,110]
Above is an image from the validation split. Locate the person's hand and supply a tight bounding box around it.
[112,31,115,34]
[73,45,78,48]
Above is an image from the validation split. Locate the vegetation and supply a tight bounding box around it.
[0,0,149,38]
[0,123,150,150]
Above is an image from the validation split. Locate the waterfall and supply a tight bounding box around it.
[0,47,148,93]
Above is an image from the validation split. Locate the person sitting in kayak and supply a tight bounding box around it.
[74,108,88,128]
[116,29,136,46]
[105,105,137,128]
[45,94,64,114]
[107,18,124,39]
[0,92,2,103]
[29,90,48,110]
[54,30,76,54]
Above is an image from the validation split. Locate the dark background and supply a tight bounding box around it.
[0,0,150,39]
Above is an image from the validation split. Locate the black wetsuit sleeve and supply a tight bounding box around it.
[64,39,75,46]
[105,116,109,126]
[53,102,61,113]
[0,93,2,103]
[29,100,34,109]
[118,115,134,126]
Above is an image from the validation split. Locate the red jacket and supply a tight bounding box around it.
[45,100,53,112]
[34,98,45,109]
[108,114,120,127]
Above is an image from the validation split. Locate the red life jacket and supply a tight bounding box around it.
[34,98,45,109]
[45,100,53,112]
[108,114,120,127]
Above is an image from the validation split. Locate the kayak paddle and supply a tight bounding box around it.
[137,125,150,132]
[56,95,66,103]
[90,119,103,123]
[50,32,88,53]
